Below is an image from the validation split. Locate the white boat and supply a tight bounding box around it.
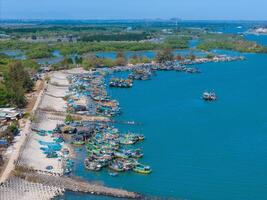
[202,92,217,101]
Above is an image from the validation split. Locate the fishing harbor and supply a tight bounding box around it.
[10,51,239,181]
[0,49,250,199]
[61,52,244,178]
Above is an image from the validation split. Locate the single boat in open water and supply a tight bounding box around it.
[202,91,217,101]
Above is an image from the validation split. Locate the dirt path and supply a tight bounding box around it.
[25,80,44,113]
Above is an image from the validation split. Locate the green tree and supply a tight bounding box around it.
[4,61,33,107]
[4,121,19,143]
[23,71,34,92]
[175,54,185,61]
[82,56,99,70]
[156,48,174,63]
[0,86,9,107]
[65,114,74,123]
[206,54,215,59]
[129,54,151,64]
[187,53,196,61]
[101,58,116,67]
[129,55,140,65]
[115,52,127,66]
[75,56,83,64]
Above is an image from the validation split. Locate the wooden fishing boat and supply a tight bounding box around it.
[123,149,143,158]
[114,151,129,159]
[46,151,58,158]
[136,134,145,140]
[108,162,125,172]
[133,164,152,174]
[84,158,102,171]
[119,138,136,145]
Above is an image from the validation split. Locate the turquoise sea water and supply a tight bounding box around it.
[59,51,267,200]
[57,24,267,200]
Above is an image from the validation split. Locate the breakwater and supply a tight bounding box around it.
[12,167,141,199]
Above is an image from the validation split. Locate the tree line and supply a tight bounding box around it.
[0,61,34,107]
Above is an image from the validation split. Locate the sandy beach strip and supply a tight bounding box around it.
[18,71,71,174]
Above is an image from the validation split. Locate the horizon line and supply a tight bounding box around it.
[1,18,267,22]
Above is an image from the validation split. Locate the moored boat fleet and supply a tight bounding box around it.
[63,72,152,175]
[109,78,133,88]
[43,53,241,177]
[84,124,150,174]
[109,62,201,87]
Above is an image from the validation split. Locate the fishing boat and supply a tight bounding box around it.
[46,151,58,158]
[122,158,138,171]
[119,133,142,145]
[54,137,64,143]
[37,131,46,136]
[136,134,145,140]
[202,91,217,101]
[133,164,152,174]
[84,158,102,171]
[64,168,72,175]
[123,149,143,158]
[108,161,125,172]
[114,151,129,159]
[119,138,136,145]
[109,78,133,88]
[186,67,201,73]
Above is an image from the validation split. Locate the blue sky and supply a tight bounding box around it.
[1,0,267,20]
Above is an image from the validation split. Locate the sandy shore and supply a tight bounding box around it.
[18,69,87,174]
[18,71,71,174]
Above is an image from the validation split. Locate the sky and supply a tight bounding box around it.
[0,0,267,20]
